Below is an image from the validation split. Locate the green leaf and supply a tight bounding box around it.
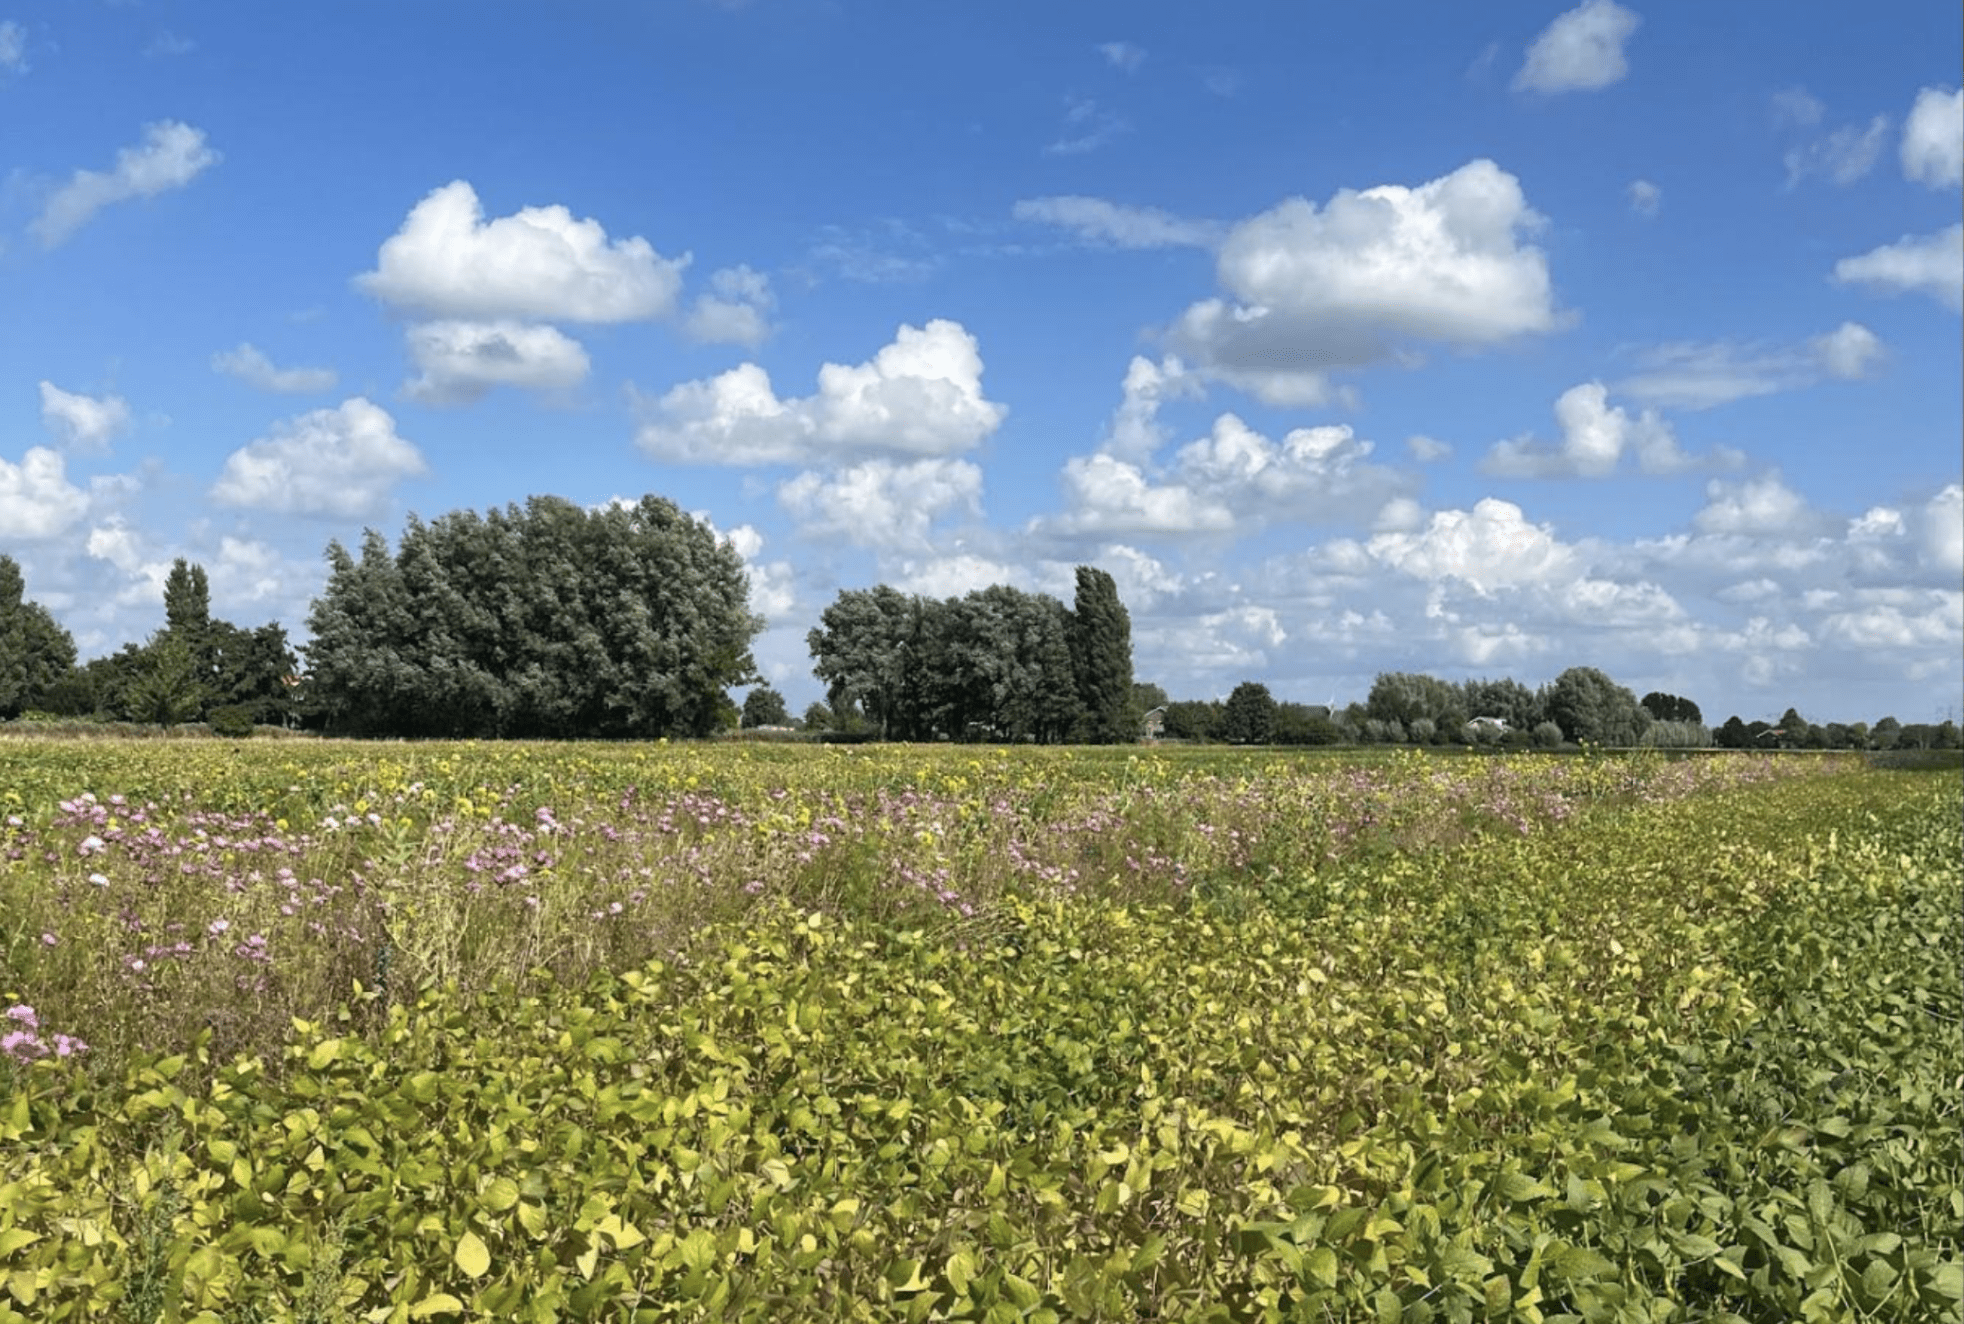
[1674,1233,1723,1260]
[1306,1246,1339,1288]
[408,1293,465,1318]
[455,1230,490,1279]
[480,1177,520,1214]
[1497,1171,1556,1203]
[1002,1274,1040,1309]
[887,1258,930,1293]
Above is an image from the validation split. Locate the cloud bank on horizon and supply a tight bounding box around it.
[1,0,1960,726]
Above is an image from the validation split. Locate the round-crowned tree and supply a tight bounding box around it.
[1218,681,1278,744]
[1544,667,1651,746]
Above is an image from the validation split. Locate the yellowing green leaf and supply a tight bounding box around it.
[480,1176,520,1214]
[454,1230,490,1279]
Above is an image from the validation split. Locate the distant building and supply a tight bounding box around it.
[1141,706,1166,740]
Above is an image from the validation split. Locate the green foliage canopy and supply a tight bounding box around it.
[304,494,760,738]
[0,555,77,719]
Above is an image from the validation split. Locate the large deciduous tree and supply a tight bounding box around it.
[304,494,759,738]
[1367,671,1464,739]
[1543,666,1651,746]
[1218,681,1278,744]
[742,685,789,729]
[808,585,923,741]
[0,556,77,719]
[808,574,1114,743]
[1460,677,1541,730]
[1640,690,1702,724]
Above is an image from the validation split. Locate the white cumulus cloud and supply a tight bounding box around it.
[1039,412,1406,539]
[1833,223,1964,311]
[1627,178,1661,216]
[1693,473,1831,538]
[1044,453,1237,538]
[211,344,338,394]
[1514,0,1640,95]
[634,319,1006,465]
[779,457,984,551]
[1483,382,1718,477]
[893,554,1025,601]
[210,398,426,518]
[32,121,220,247]
[0,448,90,539]
[401,321,590,404]
[1919,484,1963,574]
[1901,86,1963,188]
[357,180,688,323]
[684,265,776,347]
[1367,498,1578,593]
[1170,159,1561,405]
[39,382,132,453]
[1104,355,1201,461]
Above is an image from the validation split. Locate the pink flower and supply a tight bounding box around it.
[2,1030,44,1061]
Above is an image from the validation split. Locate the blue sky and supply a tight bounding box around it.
[3,0,1960,725]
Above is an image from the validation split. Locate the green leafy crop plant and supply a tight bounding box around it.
[2,742,1955,1321]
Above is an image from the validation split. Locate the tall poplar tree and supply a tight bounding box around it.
[1069,565,1134,744]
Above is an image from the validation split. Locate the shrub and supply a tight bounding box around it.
[207,705,258,739]
[1533,720,1565,749]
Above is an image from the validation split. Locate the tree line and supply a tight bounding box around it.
[1139,669,1959,751]
[801,567,1134,743]
[1,495,758,739]
[5,488,1960,750]
[3,554,296,732]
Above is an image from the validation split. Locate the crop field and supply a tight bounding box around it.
[1,740,1959,1323]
